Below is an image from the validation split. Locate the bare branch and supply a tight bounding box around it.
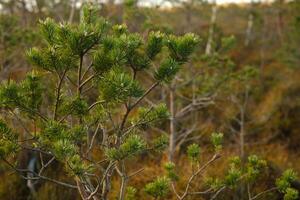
[250,187,277,200]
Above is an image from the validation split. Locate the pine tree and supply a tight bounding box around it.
[0,3,200,200]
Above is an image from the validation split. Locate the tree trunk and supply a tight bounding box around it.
[276,0,284,43]
[68,0,77,24]
[240,107,245,161]
[169,81,176,161]
[205,1,217,55]
[245,13,254,46]
[118,176,127,200]
[245,1,254,46]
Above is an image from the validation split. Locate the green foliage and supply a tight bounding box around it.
[0,81,22,108]
[144,176,170,198]
[39,18,58,45]
[52,139,77,160]
[276,169,298,195]
[118,33,143,59]
[164,162,179,182]
[112,24,129,36]
[129,51,151,71]
[92,49,115,73]
[245,155,267,182]
[154,58,180,83]
[81,3,99,25]
[30,6,110,72]
[58,19,108,56]
[124,0,138,8]
[146,31,165,60]
[106,135,146,161]
[0,73,43,118]
[277,178,291,193]
[152,135,169,152]
[211,132,223,151]
[40,121,69,142]
[38,121,90,175]
[284,188,299,200]
[229,156,241,166]
[152,33,200,83]
[60,97,89,117]
[205,177,224,191]
[224,156,242,188]
[105,31,153,71]
[99,69,143,103]
[187,143,201,163]
[20,72,43,112]
[225,166,242,188]
[69,125,87,143]
[0,120,19,158]
[125,186,137,200]
[67,154,91,176]
[133,103,169,129]
[27,46,75,72]
[166,33,200,63]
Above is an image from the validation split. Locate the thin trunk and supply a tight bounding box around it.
[119,177,127,200]
[76,179,89,199]
[245,0,254,46]
[239,88,249,200]
[68,0,77,23]
[205,1,217,55]
[102,164,114,200]
[245,13,254,46]
[169,81,176,161]
[20,0,28,27]
[238,106,245,200]
[27,155,37,198]
[118,162,127,200]
[276,0,284,43]
[240,107,245,161]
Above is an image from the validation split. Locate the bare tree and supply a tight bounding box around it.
[205,0,217,55]
[245,1,254,46]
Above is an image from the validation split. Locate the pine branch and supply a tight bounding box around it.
[77,55,84,97]
[53,69,67,120]
[130,81,160,110]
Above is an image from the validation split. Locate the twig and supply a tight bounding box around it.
[130,82,159,110]
[2,158,77,189]
[53,70,67,120]
[127,168,144,178]
[88,100,105,111]
[180,154,221,199]
[210,186,226,200]
[250,187,277,200]
[86,122,101,155]
[81,61,93,81]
